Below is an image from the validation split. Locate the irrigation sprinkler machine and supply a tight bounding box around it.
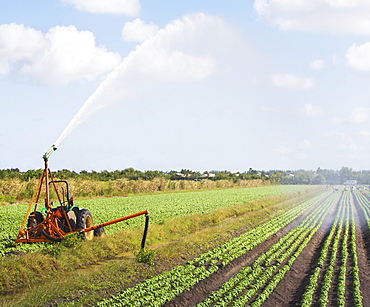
[15,145,150,248]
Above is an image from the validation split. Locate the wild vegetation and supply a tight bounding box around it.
[0,176,267,206]
[1,165,368,206]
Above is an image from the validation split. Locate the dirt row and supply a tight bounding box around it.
[165,192,370,307]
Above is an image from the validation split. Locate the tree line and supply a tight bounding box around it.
[0,168,267,182]
[0,166,368,185]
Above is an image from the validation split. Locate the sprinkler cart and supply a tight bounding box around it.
[15,145,149,248]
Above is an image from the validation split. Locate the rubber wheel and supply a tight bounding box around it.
[27,211,44,237]
[76,209,94,240]
[27,211,44,228]
[94,226,105,237]
[56,208,78,233]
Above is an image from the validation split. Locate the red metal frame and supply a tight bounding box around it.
[15,148,149,244]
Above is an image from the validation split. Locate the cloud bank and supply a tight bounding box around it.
[254,0,370,35]
[271,73,314,90]
[346,42,370,71]
[118,13,240,84]
[122,19,159,42]
[301,103,324,117]
[62,0,140,16]
[0,23,121,86]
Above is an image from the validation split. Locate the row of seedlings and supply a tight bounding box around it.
[195,191,339,307]
[189,191,331,267]
[96,191,331,307]
[301,191,363,307]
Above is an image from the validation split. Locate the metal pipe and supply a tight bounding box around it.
[141,213,150,249]
[45,159,50,209]
[80,210,149,233]
[51,180,71,206]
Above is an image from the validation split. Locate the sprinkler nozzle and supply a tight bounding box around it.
[43,145,57,160]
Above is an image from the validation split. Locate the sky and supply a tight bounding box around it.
[1,0,370,173]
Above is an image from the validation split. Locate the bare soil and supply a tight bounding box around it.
[165,192,370,307]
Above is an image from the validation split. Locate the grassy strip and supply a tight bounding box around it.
[0,187,323,307]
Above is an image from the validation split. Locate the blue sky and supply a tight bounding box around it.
[1,0,370,172]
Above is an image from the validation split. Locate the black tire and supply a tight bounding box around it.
[94,226,105,237]
[55,208,78,233]
[27,211,44,228]
[27,211,44,237]
[76,209,94,240]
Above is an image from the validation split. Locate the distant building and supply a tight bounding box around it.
[343,180,357,185]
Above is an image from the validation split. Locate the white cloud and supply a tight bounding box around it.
[295,153,308,160]
[299,139,312,150]
[346,42,370,71]
[0,23,47,74]
[0,14,243,87]
[118,13,239,83]
[323,130,345,138]
[331,107,369,125]
[128,48,214,83]
[271,73,314,90]
[122,19,159,42]
[338,137,358,151]
[331,117,344,125]
[360,130,370,137]
[350,107,370,123]
[301,103,323,117]
[254,0,370,35]
[274,145,291,154]
[62,0,140,16]
[260,106,275,112]
[310,59,325,70]
[0,23,121,86]
[323,131,360,155]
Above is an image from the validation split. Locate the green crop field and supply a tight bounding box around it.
[96,188,369,307]
[0,185,306,255]
[3,184,369,307]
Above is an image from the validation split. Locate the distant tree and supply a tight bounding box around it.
[0,168,22,179]
[340,166,353,184]
[311,173,326,185]
[316,169,340,185]
[142,170,165,180]
[247,168,261,179]
[55,169,78,179]
[295,170,315,184]
[213,171,232,180]
[23,169,43,181]
[267,171,284,184]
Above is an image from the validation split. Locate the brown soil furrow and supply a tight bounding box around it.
[352,192,370,306]
[164,191,370,307]
[264,196,339,307]
[165,196,326,307]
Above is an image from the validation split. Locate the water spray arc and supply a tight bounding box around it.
[54,58,127,147]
